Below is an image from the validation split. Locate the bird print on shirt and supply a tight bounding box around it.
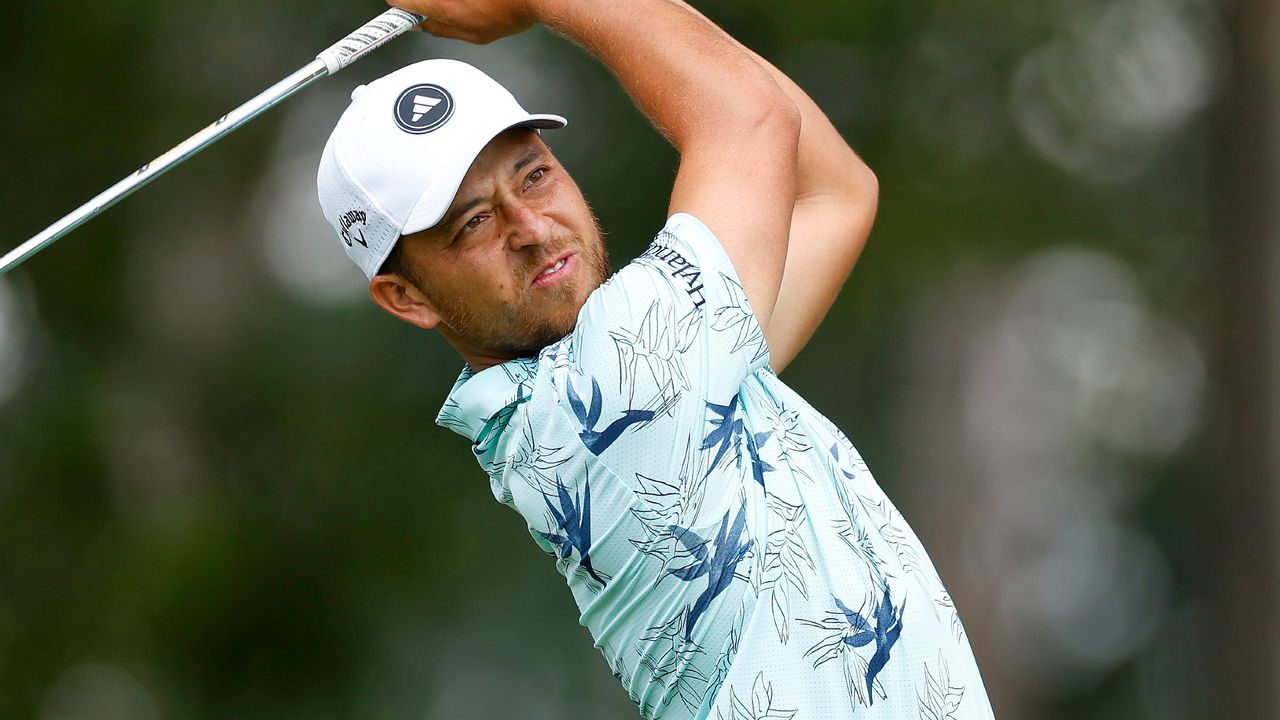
[536,472,608,586]
[568,375,677,455]
[668,503,755,641]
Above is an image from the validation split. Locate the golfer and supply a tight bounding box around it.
[318,0,994,717]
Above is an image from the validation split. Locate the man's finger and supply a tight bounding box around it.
[418,18,495,45]
[386,0,434,15]
[417,18,463,39]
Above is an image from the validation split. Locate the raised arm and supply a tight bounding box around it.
[750,52,878,373]
[667,1,879,373]
[387,0,801,333]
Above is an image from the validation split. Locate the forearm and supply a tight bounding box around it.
[668,1,874,201]
[660,2,876,372]
[528,0,794,155]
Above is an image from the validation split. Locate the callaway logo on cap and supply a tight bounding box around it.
[337,210,368,248]
[317,59,567,280]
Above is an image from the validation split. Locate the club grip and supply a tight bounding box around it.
[317,8,426,74]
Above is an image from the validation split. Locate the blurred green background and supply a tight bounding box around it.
[1,1,1276,718]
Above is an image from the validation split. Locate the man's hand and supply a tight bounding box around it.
[387,0,535,44]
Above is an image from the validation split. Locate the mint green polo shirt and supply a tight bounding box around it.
[438,213,995,719]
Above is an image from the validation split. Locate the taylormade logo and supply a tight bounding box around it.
[338,210,368,248]
[393,84,455,134]
[411,95,440,122]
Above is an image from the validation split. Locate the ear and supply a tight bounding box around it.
[369,274,442,331]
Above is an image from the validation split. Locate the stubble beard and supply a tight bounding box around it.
[425,231,611,357]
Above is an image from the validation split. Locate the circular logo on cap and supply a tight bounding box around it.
[393,84,455,134]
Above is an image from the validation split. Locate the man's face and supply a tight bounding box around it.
[393,129,609,357]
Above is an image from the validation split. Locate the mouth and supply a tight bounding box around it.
[531,252,575,289]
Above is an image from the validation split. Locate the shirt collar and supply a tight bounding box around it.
[436,358,539,443]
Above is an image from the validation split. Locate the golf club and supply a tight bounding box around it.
[0,7,426,276]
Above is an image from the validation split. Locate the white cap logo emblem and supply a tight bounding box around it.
[393,84,455,134]
[411,95,440,122]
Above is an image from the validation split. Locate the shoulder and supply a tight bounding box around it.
[631,213,734,305]
[576,213,761,338]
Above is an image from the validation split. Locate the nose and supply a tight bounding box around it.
[504,199,553,250]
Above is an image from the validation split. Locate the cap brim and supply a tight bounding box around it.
[400,113,567,236]
[520,114,568,130]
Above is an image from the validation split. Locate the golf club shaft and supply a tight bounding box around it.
[0,8,424,276]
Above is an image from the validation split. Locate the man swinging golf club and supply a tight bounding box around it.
[317,0,996,717]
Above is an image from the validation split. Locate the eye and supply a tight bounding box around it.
[524,167,547,188]
[451,213,488,243]
[462,214,487,233]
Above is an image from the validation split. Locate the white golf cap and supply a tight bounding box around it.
[317,59,566,279]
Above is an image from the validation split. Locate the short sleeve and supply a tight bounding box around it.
[552,213,771,467]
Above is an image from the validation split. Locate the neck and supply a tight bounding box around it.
[463,352,517,373]
[441,332,520,373]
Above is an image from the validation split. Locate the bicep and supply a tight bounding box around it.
[766,169,878,373]
[667,105,800,335]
